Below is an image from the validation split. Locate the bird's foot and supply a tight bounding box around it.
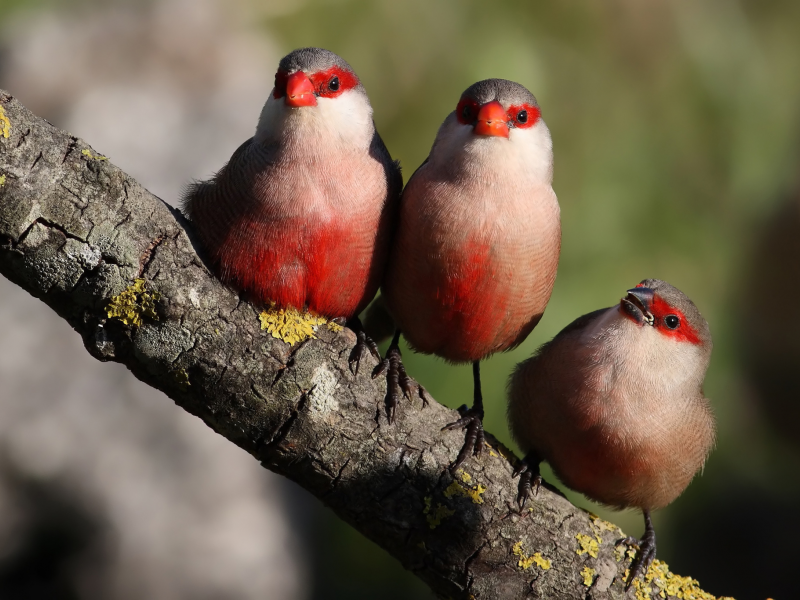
[345,317,381,376]
[442,406,485,472]
[617,515,657,590]
[372,333,428,424]
[512,453,543,509]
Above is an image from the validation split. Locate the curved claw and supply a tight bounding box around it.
[346,318,381,376]
[512,453,542,509]
[373,331,427,424]
[442,408,484,472]
[372,358,389,379]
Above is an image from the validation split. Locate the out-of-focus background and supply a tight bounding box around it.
[1,0,799,598]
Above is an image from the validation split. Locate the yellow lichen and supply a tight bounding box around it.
[443,469,486,504]
[512,541,551,571]
[0,174,6,186]
[258,305,339,345]
[81,148,108,160]
[0,106,10,138]
[531,552,551,570]
[614,544,637,562]
[173,369,190,388]
[581,566,596,586]
[627,560,732,600]
[106,278,160,327]
[575,533,601,558]
[589,512,620,534]
[423,496,455,529]
[482,441,500,458]
[614,543,630,562]
[494,443,513,460]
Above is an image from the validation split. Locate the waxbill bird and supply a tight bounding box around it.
[507,279,715,586]
[182,48,401,370]
[380,79,560,465]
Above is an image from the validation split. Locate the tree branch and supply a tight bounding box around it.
[0,91,727,600]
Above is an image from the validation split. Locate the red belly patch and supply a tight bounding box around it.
[419,240,513,361]
[211,214,377,319]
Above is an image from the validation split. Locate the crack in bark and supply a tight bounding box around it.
[463,541,488,593]
[19,216,88,245]
[138,234,165,277]
[28,150,43,174]
[262,387,311,452]
[62,135,78,163]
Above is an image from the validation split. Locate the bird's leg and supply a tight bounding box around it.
[346,316,381,376]
[617,510,657,589]
[442,361,485,472]
[372,330,429,424]
[512,451,543,509]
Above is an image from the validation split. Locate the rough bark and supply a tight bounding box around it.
[0,91,727,600]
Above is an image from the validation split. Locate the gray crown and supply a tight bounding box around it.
[461,79,539,109]
[278,47,357,78]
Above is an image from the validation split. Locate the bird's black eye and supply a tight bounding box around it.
[664,315,680,329]
[462,104,471,120]
[517,110,528,124]
[328,76,340,91]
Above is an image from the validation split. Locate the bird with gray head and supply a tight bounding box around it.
[379,79,561,466]
[507,279,715,587]
[182,47,401,372]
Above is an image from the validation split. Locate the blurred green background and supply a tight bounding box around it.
[3,0,800,598]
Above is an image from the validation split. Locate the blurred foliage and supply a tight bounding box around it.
[4,0,800,598]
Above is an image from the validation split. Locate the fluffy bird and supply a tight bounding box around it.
[507,279,715,585]
[183,48,400,366]
[381,79,560,464]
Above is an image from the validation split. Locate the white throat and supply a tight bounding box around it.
[586,307,708,399]
[254,89,374,153]
[427,115,554,186]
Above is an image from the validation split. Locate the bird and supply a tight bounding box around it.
[507,279,715,586]
[380,79,561,464]
[182,47,401,370]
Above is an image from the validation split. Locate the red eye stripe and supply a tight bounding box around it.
[456,98,479,125]
[650,294,701,345]
[273,67,358,100]
[457,100,541,128]
[508,104,540,129]
[310,66,359,98]
[273,70,288,99]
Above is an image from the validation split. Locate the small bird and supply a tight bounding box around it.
[507,279,715,586]
[182,48,401,368]
[381,79,561,462]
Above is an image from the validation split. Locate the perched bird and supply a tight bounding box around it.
[507,279,715,585]
[380,79,560,463]
[182,47,401,368]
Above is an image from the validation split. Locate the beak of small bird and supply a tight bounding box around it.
[285,71,317,107]
[621,287,655,326]
[473,101,510,138]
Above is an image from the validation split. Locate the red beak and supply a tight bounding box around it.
[473,101,509,138]
[285,71,317,107]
